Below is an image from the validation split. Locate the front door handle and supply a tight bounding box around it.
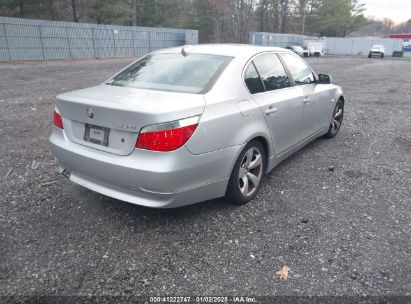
[265,107,278,116]
[303,97,311,104]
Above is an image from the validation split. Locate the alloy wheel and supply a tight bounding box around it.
[238,147,263,197]
[331,103,343,134]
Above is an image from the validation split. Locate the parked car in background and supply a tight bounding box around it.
[308,47,323,57]
[50,44,344,208]
[286,45,309,57]
[369,45,385,58]
[304,40,325,57]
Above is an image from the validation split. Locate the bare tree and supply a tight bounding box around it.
[132,0,137,25]
[235,0,257,42]
[71,0,79,22]
[297,0,308,34]
[259,0,269,32]
[278,0,292,33]
[18,0,24,17]
[0,0,378,41]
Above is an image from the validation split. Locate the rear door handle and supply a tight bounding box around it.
[265,107,278,116]
[303,97,311,104]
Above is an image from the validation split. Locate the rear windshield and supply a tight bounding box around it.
[107,53,232,94]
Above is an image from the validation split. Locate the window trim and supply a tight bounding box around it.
[242,51,298,96]
[276,53,296,87]
[278,52,318,86]
[243,60,267,94]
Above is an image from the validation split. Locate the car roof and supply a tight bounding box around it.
[154,43,292,58]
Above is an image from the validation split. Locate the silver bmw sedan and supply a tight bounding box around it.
[50,44,344,208]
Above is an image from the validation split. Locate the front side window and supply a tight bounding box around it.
[252,54,290,91]
[244,62,265,94]
[280,53,315,85]
[107,53,232,94]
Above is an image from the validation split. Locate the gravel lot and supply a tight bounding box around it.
[0,56,410,300]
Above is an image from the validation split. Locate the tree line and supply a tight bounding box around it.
[0,0,377,42]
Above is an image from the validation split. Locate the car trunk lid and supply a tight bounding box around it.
[56,85,205,156]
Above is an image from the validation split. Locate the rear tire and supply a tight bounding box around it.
[324,99,344,139]
[225,140,266,205]
[381,53,384,58]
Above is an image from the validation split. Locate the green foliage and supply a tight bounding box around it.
[90,0,132,25]
[184,0,214,42]
[307,0,368,36]
[0,0,55,19]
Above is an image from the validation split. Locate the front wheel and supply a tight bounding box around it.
[324,99,344,138]
[226,140,266,205]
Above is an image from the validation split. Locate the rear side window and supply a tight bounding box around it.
[280,53,315,85]
[107,53,232,94]
[244,63,265,94]
[252,54,290,91]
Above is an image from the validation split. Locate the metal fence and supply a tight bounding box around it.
[0,17,198,61]
[324,37,403,56]
[250,32,404,57]
[250,32,306,48]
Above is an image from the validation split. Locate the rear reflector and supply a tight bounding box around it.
[136,116,199,152]
[53,107,64,129]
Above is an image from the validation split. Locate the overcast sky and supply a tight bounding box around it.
[361,0,411,24]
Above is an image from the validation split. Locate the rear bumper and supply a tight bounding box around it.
[49,128,242,208]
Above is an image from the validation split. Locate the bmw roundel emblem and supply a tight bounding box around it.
[86,108,94,118]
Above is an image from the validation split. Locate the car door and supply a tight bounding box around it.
[245,53,305,156]
[279,52,331,139]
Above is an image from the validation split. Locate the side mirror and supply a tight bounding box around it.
[317,74,331,84]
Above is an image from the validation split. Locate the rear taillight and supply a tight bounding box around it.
[136,116,200,152]
[53,107,64,129]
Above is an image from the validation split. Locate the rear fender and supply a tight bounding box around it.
[185,98,273,156]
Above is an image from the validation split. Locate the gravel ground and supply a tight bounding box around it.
[0,56,410,300]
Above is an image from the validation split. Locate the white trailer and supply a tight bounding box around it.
[303,39,325,57]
